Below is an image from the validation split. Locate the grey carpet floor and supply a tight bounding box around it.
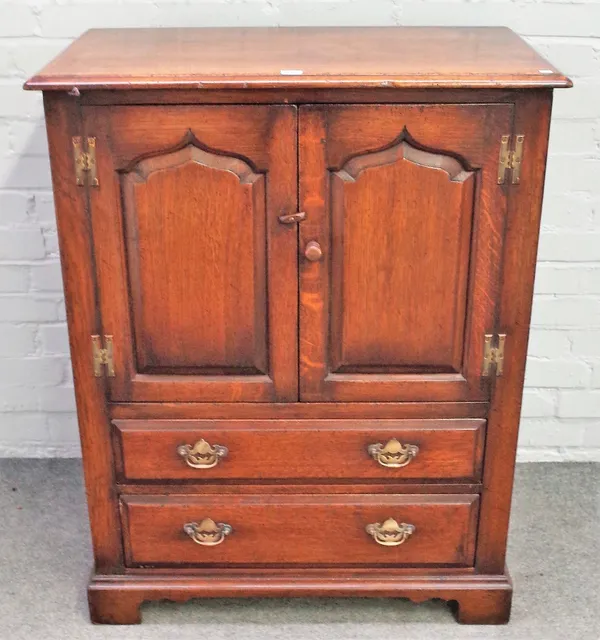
[0,460,598,639]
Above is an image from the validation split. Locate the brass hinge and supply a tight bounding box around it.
[482,333,506,378]
[72,136,98,187]
[497,134,524,185]
[92,335,115,377]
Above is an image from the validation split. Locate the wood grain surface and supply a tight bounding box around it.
[85,104,298,402]
[113,419,485,482]
[43,94,123,570]
[122,143,268,375]
[299,103,512,402]
[88,571,512,625]
[25,27,571,91]
[121,493,479,566]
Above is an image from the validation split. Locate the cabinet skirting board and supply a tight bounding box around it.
[88,569,513,625]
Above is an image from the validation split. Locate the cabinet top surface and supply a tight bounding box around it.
[25,27,571,91]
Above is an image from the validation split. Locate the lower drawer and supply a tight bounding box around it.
[121,493,479,567]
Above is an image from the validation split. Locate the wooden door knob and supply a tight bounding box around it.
[304,240,323,262]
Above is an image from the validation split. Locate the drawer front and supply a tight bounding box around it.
[114,419,485,482]
[121,493,479,567]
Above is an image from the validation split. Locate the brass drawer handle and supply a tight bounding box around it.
[183,518,233,546]
[176,439,228,469]
[367,439,419,468]
[366,518,416,546]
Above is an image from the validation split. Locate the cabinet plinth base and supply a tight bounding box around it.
[88,568,512,625]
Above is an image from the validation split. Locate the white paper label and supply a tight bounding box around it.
[280,69,304,76]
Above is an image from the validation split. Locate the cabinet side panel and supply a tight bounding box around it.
[476,90,553,573]
[43,93,121,569]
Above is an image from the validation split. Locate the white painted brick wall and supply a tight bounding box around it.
[0,0,598,460]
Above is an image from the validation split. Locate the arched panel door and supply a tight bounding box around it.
[299,104,513,402]
[85,105,298,402]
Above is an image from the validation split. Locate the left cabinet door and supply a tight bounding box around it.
[84,105,298,402]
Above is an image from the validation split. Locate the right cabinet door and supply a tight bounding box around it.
[299,104,513,402]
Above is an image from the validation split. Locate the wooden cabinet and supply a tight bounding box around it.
[26,26,571,626]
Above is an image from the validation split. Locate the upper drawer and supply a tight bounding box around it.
[114,419,484,482]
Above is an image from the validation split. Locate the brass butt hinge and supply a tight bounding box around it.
[72,136,98,187]
[92,335,115,377]
[482,333,506,378]
[498,134,524,185]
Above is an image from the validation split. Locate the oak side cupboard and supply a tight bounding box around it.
[25,27,571,625]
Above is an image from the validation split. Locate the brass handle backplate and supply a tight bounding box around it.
[177,439,228,469]
[366,518,416,546]
[304,240,323,262]
[368,439,419,468]
[183,518,233,546]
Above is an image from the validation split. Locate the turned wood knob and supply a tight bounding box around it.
[304,240,323,262]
